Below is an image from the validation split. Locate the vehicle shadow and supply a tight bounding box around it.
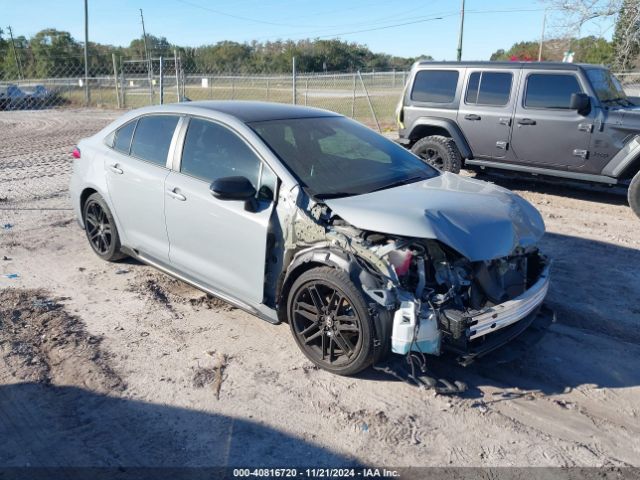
[0,383,354,474]
[471,170,629,206]
[359,231,640,399]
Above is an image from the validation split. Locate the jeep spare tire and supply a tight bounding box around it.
[629,170,640,220]
[411,135,462,173]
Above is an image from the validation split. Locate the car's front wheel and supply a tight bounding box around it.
[411,135,462,173]
[287,267,377,376]
[629,170,640,220]
[82,193,126,262]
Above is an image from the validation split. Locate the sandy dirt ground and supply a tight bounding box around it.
[0,109,639,470]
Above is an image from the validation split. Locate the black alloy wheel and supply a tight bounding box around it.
[288,267,377,375]
[82,193,126,262]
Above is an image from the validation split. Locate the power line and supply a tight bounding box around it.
[251,8,549,42]
[314,14,458,39]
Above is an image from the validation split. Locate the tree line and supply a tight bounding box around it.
[0,30,430,80]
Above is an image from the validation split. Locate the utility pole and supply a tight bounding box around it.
[140,9,153,102]
[456,0,465,61]
[538,9,547,62]
[84,0,90,105]
[7,26,23,80]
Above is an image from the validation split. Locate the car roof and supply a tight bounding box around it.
[414,61,605,71]
[144,100,340,123]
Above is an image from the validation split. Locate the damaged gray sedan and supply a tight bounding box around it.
[70,101,551,375]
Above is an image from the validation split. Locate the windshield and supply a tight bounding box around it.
[586,68,628,103]
[249,116,439,198]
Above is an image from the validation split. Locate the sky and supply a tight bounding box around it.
[2,0,617,60]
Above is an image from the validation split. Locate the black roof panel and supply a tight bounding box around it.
[182,100,339,122]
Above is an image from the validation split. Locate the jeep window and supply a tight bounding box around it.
[465,71,512,106]
[585,68,628,104]
[130,115,180,166]
[411,70,459,103]
[250,116,439,199]
[524,74,582,109]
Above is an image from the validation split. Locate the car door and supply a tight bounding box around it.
[510,71,595,169]
[104,114,181,262]
[457,69,518,160]
[164,116,277,304]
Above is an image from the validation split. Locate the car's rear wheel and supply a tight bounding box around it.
[83,193,126,262]
[629,170,640,220]
[411,135,462,173]
[287,267,377,376]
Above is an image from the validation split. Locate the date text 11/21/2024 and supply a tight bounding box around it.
[232,468,401,478]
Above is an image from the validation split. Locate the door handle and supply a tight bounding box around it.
[166,188,186,201]
[108,164,123,174]
[517,118,536,126]
[464,114,481,121]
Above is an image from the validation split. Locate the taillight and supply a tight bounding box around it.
[72,147,81,159]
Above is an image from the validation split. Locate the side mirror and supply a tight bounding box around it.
[210,176,257,211]
[569,93,590,114]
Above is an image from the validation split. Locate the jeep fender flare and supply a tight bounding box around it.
[408,117,473,159]
[602,135,640,179]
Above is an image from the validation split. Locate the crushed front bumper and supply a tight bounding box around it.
[443,264,552,365]
[469,264,550,340]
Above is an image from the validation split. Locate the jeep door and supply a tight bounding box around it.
[510,70,594,169]
[104,114,181,262]
[457,69,518,160]
[163,116,277,304]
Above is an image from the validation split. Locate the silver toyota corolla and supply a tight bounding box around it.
[70,101,551,376]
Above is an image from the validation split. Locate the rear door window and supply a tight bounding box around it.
[524,74,582,109]
[113,121,136,154]
[130,115,180,166]
[465,71,513,106]
[411,70,459,103]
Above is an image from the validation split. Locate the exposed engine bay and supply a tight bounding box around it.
[275,195,550,363]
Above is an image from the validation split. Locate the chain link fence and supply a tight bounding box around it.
[1,54,408,131]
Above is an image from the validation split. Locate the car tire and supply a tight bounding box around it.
[629,170,640,220]
[287,267,381,376]
[82,193,127,262]
[411,135,462,173]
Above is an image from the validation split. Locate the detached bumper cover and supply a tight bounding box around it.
[469,264,551,340]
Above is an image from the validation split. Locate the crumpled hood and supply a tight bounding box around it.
[324,173,545,261]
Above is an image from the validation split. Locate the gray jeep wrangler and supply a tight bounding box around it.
[396,61,640,218]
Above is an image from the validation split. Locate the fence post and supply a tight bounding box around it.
[358,70,381,133]
[392,68,396,88]
[120,57,126,108]
[292,56,297,105]
[174,49,180,101]
[351,73,356,118]
[159,56,164,105]
[304,76,309,106]
[112,53,121,109]
[266,77,270,101]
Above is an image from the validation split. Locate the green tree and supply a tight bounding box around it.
[30,29,82,77]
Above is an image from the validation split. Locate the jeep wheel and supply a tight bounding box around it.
[411,135,462,173]
[629,170,640,220]
[287,267,379,376]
